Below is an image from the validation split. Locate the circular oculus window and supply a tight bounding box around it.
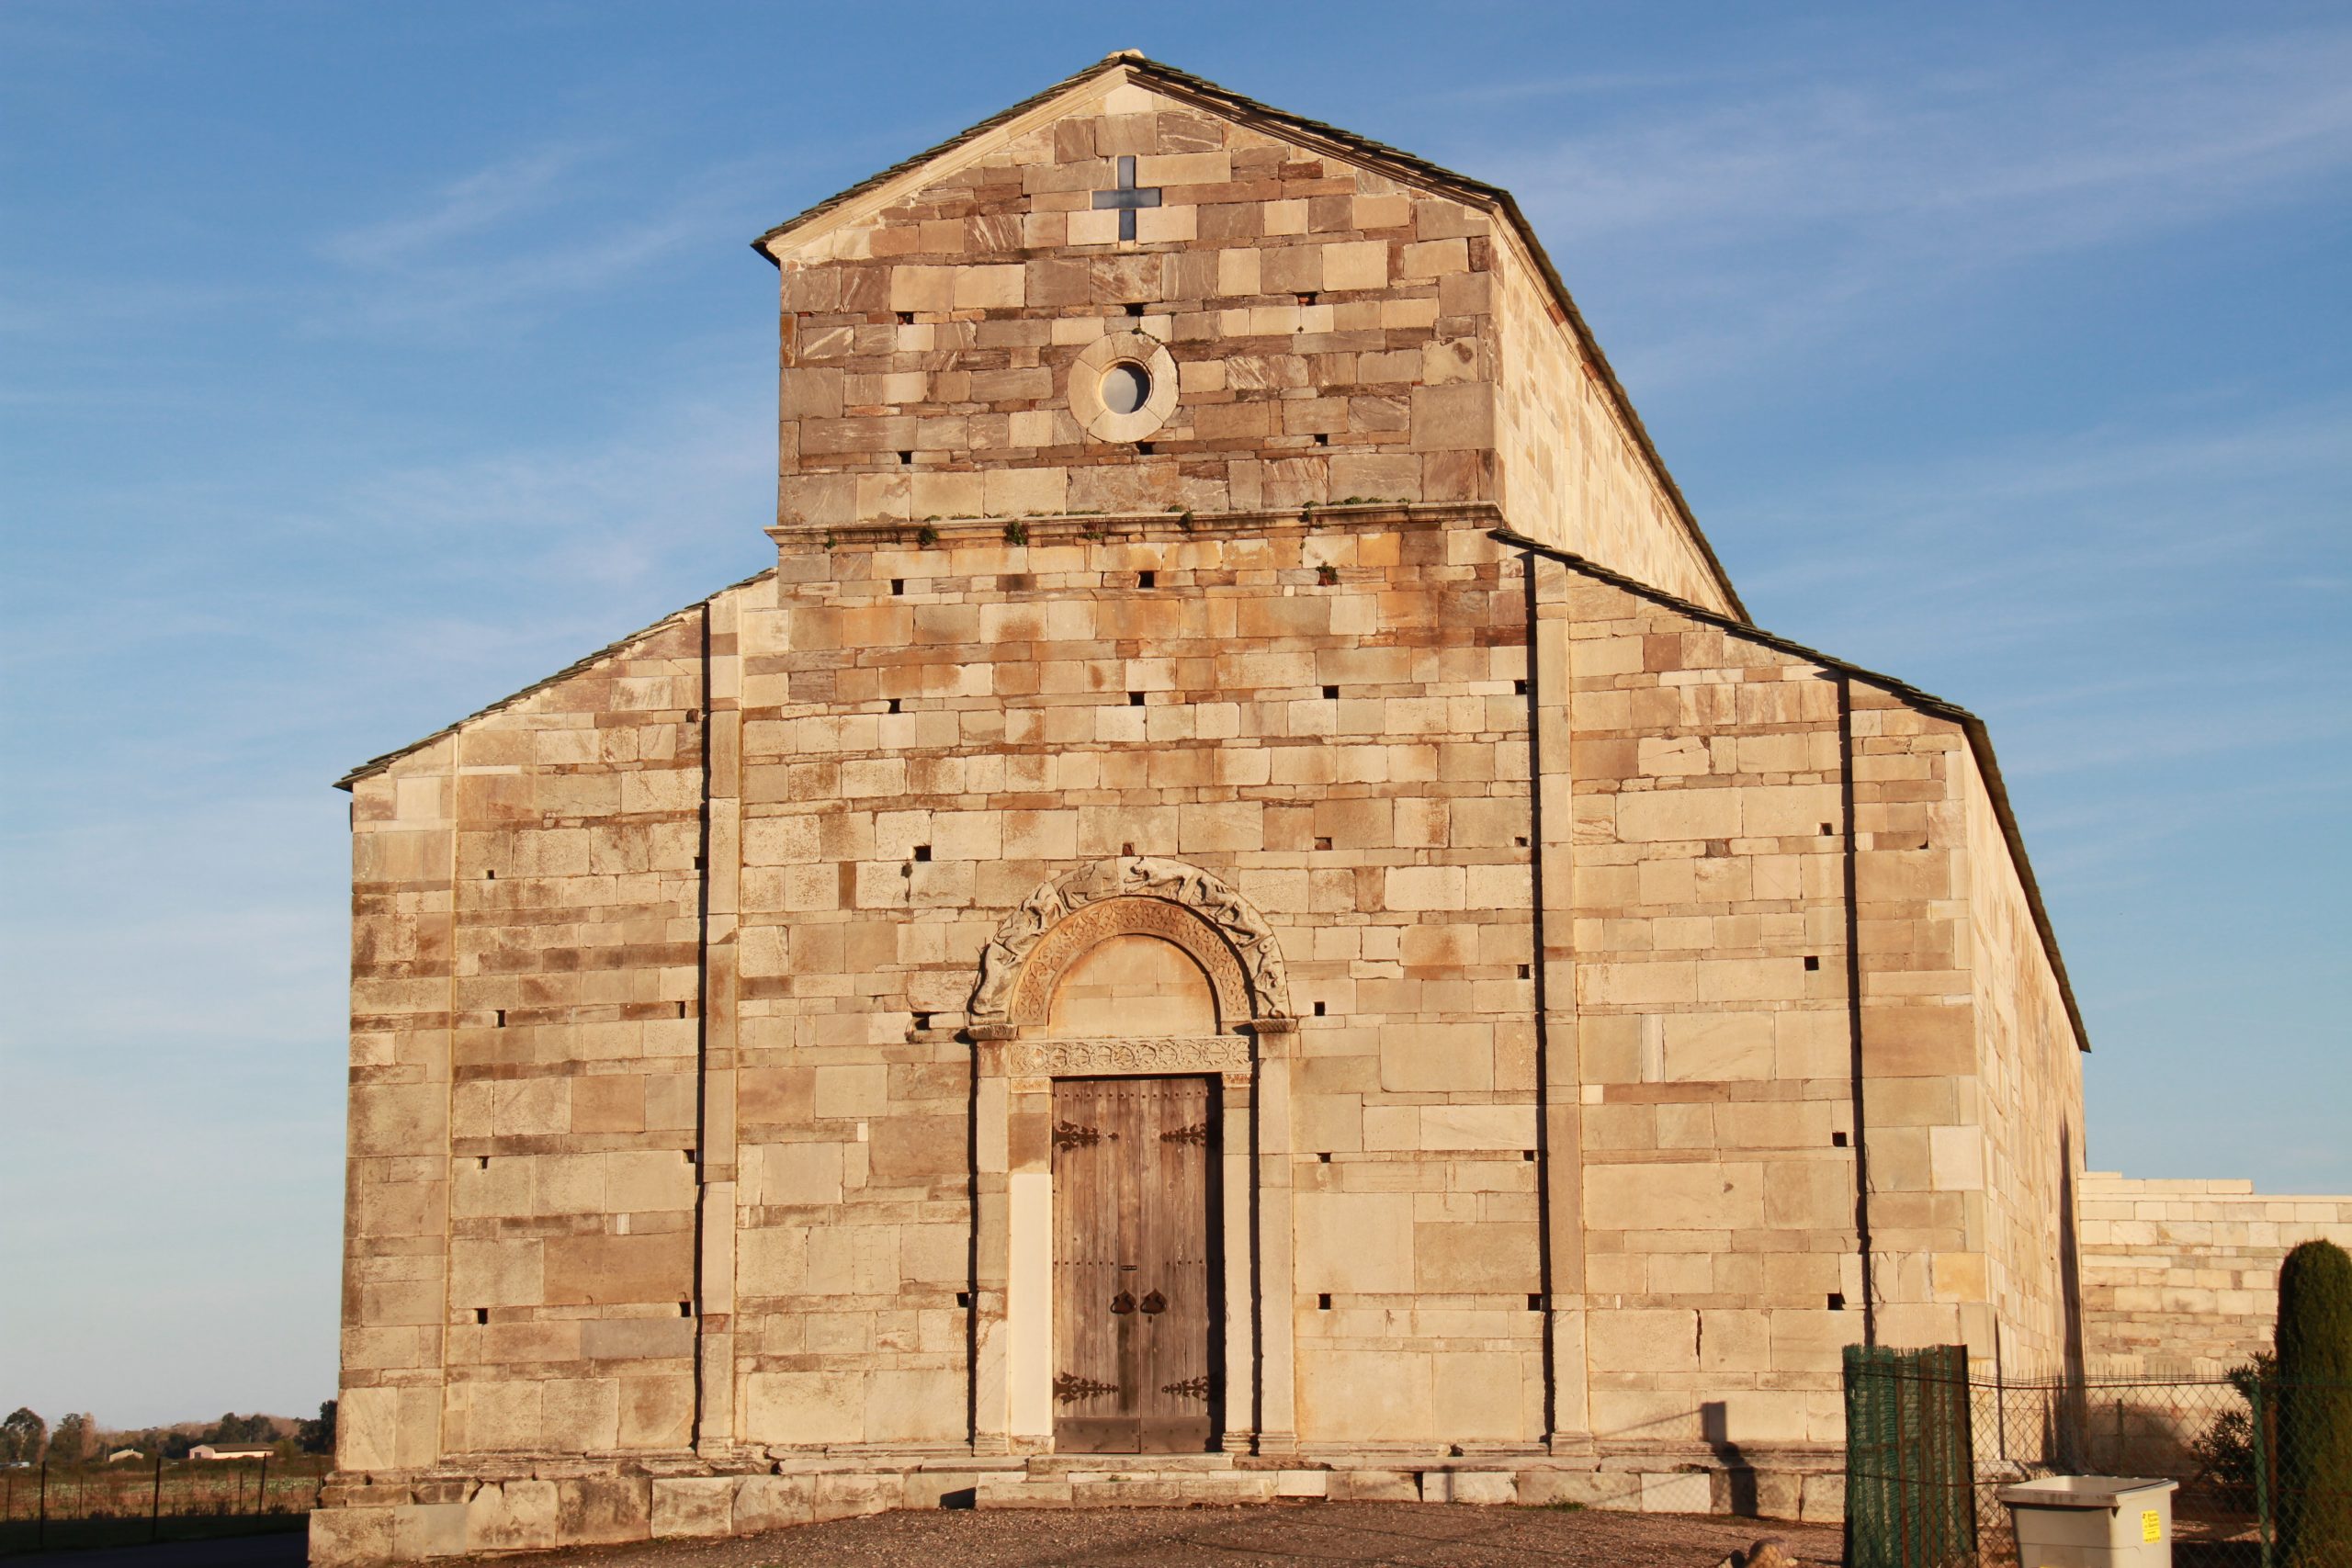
[1069,332,1179,444]
[1100,361,1152,416]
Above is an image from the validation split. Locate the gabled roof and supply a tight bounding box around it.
[1493,527,2089,1055]
[752,51,1746,623]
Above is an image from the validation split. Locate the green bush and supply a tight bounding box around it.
[2191,1352,2275,1504]
[2276,1238,2352,1567]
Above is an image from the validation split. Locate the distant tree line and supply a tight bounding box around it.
[0,1401,335,1463]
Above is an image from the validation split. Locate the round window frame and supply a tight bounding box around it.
[1068,331,1180,444]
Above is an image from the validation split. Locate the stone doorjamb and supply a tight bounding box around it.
[966,859,1295,1457]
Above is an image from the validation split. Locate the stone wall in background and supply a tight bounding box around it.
[2078,1171,2352,1371]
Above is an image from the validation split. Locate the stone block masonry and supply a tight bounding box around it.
[313,51,2098,1565]
[2079,1172,2352,1371]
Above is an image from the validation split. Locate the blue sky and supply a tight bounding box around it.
[2,2,2345,1427]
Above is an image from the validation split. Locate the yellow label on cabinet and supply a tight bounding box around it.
[2142,1508,2163,1541]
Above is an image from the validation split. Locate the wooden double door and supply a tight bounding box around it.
[1050,1076,1222,1452]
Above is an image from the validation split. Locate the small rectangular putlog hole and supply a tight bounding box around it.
[474,1307,488,1325]
[676,1001,687,1019]
[1528,1293,1544,1312]
[1137,570,1155,588]
[1322,684,1340,700]
[956,1291,973,1309]
[1312,1000,1327,1017]
[1833,1131,1849,1147]
[890,578,904,595]
[912,844,931,862]
[1804,955,1821,971]
[678,1302,692,1317]
[1820,822,1835,836]
[1312,432,1329,446]
[888,697,901,714]
[1317,1151,1331,1163]
[1827,1292,1847,1311]
[1317,1292,1332,1310]
[1518,964,1532,979]
[912,1012,932,1032]
[898,450,913,466]
[1513,678,1528,694]
[493,1010,506,1029]
[1129,691,1145,706]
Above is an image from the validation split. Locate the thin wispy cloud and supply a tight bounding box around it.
[1481,26,2352,378]
[310,141,772,336]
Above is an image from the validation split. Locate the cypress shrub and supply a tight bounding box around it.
[2275,1238,2352,1568]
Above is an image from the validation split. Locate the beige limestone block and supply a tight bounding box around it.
[1615,788,1741,842]
[1416,1221,1538,1292]
[1589,1161,1764,1231]
[744,1369,865,1445]
[1379,1021,1495,1092]
[1419,1104,1536,1150]
[813,1064,888,1119]
[865,1367,965,1444]
[1661,1013,1776,1081]
[755,1141,844,1205]
[1295,1190,1414,1292]
[732,1475,815,1534]
[1299,1350,1434,1444]
[650,1477,733,1539]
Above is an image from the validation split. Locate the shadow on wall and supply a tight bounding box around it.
[1702,1399,1759,1516]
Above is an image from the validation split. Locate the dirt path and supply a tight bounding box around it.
[440,1502,1842,1567]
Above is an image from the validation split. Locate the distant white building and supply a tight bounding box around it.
[107,1449,145,1463]
[187,1443,272,1461]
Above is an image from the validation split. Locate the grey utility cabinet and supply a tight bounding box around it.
[1996,1475,2177,1567]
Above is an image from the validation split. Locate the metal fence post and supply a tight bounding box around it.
[151,1451,164,1542]
[257,1454,268,1516]
[36,1459,45,1548]
[2256,1379,2275,1568]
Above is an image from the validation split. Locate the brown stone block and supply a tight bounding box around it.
[1860,1005,1973,1077]
[542,1231,692,1307]
[571,1073,647,1133]
[869,1115,967,1184]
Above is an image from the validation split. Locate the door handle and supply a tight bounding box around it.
[1110,1291,1136,1314]
[1139,1289,1166,1315]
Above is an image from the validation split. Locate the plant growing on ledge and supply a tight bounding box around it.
[915,525,939,548]
[1316,563,1340,586]
[1002,521,1030,546]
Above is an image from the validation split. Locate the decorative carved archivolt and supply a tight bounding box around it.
[1004,1036,1253,1080]
[969,856,1291,1028]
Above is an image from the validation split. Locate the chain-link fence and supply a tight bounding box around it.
[1849,1350,2352,1566]
[0,1454,327,1554]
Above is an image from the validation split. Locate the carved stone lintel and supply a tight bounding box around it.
[1001,1036,1254,1080]
[969,857,1291,1027]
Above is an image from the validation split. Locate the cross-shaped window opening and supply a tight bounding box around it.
[1091,154,1162,242]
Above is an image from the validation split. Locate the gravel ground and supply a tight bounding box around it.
[438,1503,1844,1568]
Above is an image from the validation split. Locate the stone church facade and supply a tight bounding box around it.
[314,54,2089,1563]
